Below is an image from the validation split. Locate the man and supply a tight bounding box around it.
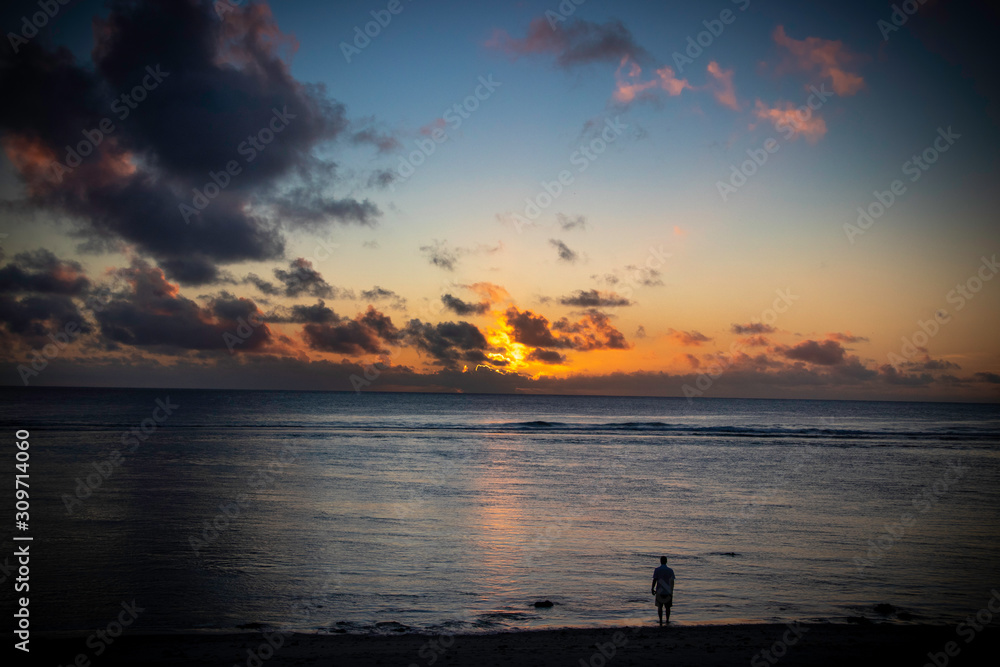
[651,555,675,626]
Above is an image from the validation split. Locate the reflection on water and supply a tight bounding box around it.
[6,388,999,634]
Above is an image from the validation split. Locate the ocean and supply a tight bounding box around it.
[5,388,1000,635]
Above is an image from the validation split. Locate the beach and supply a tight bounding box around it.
[33,623,1000,666]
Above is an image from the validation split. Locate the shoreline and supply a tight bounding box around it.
[32,622,1000,666]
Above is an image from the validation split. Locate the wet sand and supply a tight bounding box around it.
[32,623,1000,666]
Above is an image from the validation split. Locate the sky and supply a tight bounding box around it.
[1,0,998,401]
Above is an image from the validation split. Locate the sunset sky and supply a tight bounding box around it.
[1,0,998,400]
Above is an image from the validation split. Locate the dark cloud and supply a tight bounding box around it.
[781,339,846,366]
[667,329,712,347]
[0,293,90,342]
[302,306,399,355]
[404,319,492,368]
[420,240,460,271]
[243,273,281,296]
[0,249,90,295]
[487,18,650,69]
[527,348,566,364]
[505,307,629,352]
[827,332,869,344]
[549,239,578,263]
[878,364,933,386]
[268,300,336,324]
[0,0,382,285]
[731,322,776,335]
[361,286,407,309]
[973,372,1000,384]
[419,240,502,272]
[94,260,271,352]
[350,124,400,153]
[441,294,490,316]
[551,309,629,350]
[738,335,771,347]
[272,258,352,299]
[556,213,586,231]
[558,289,631,308]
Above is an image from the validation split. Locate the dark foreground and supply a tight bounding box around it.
[30,623,1000,667]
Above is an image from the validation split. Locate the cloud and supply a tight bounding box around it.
[772,25,865,96]
[350,123,400,153]
[267,300,336,324]
[505,307,629,352]
[635,325,647,339]
[827,331,869,344]
[612,57,690,104]
[441,294,490,316]
[404,319,492,368]
[667,328,712,347]
[0,293,91,346]
[556,213,587,231]
[361,286,407,310]
[420,240,460,271]
[973,372,1000,384]
[731,322,776,335]
[753,100,828,143]
[465,282,510,304]
[558,289,632,308]
[549,239,579,263]
[0,249,90,295]
[0,0,382,285]
[94,260,271,352]
[273,258,350,299]
[419,240,502,272]
[705,61,739,110]
[738,335,771,347]
[527,348,567,365]
[303,306,399,355]
[486,18,650,69]
[780,339,847,366]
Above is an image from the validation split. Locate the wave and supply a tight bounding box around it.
[9,419,998,442]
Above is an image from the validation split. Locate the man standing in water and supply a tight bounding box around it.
[651,556,675,626]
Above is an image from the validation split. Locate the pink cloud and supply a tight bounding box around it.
[706,61,739,110]
[772,25,865,96]
[612,57,690,104]
[753,99,828,143]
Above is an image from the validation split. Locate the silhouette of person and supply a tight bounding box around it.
[651,555,675,626]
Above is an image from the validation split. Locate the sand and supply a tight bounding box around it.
[32,623,999,666]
